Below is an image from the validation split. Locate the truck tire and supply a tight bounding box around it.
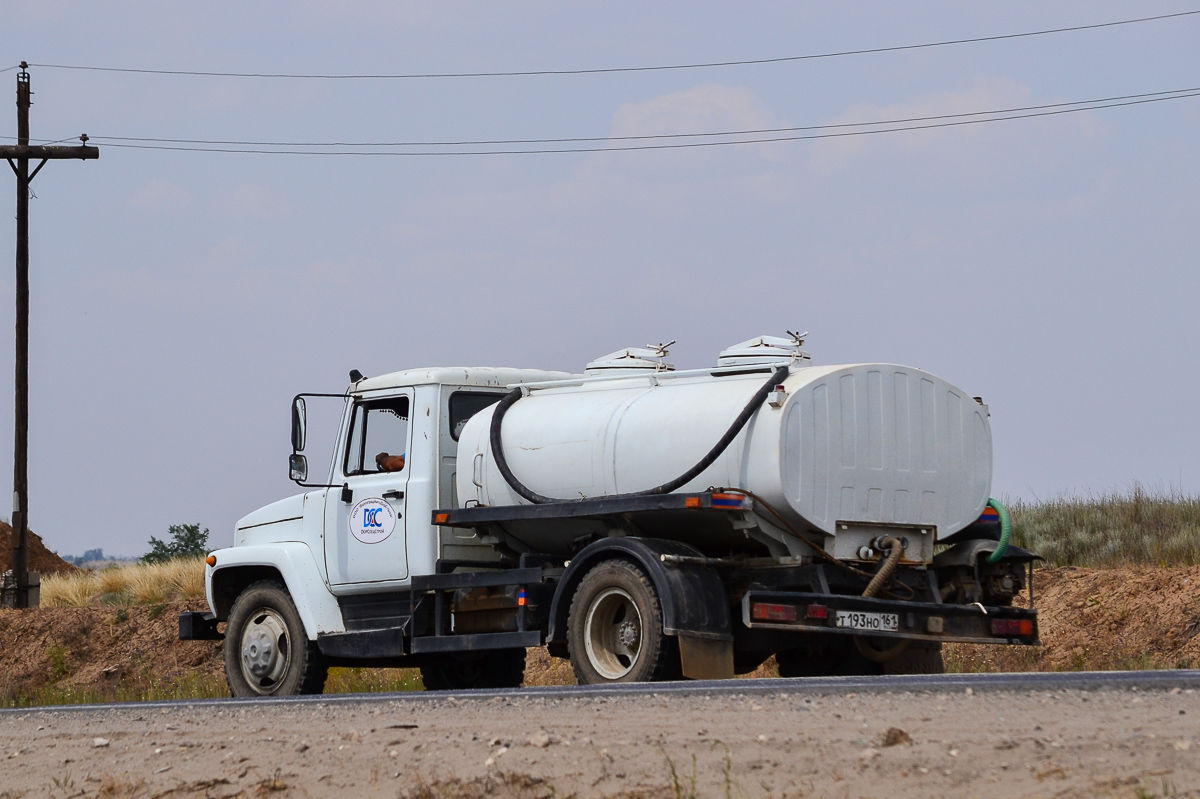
[224,580,328,697]
[420,649,526,691]
[567,559,681,685]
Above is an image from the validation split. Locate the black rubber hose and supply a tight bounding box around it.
[490,364,791,505]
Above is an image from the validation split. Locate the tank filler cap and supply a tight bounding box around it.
[585,341,676,375]
[717,332,811,368]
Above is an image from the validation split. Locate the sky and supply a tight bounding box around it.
[1,2,1197,557]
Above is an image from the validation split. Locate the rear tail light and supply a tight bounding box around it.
[991,618,1035,637]
[751,603,798,622]
[805,604,829,619]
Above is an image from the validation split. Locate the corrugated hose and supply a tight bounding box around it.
[984,498,1012,563]
[854,536,913,663]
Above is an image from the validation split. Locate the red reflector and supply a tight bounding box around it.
[991,618,1035,636]
[805,604,829,619]
[751,603,798,622]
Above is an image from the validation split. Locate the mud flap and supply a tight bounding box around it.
[679,634,734,680]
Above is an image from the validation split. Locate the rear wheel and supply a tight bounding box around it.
[224,580,328,697]
[884,642,944,674]
[568,559,680,684]
[777,636,882,677]
[420,648,526,690]
[776,637,944,676]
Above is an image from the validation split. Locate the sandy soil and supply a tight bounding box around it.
[0,602,220,701]
[949,565,1200,673]
[1,684,1197,798]
[0,524,78,577]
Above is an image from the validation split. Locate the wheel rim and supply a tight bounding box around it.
[239,607,292,694]
[583,587,643,680]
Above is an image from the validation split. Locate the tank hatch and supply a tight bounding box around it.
[585,341,675,375]
[717,332,811,368]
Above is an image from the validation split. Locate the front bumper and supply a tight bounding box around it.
[742,590,1039,646]
[178,611,224,641]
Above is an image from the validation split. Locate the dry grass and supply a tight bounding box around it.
[96,567,129,597]
[325,667,424,693]
[40,557,207,607]
[1008,485,1200,568]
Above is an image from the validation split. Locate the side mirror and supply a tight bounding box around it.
[291,397,307,452]
[289,453,308,483]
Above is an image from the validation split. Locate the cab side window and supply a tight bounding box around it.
[448,391,505,441]
[343,396,410,476]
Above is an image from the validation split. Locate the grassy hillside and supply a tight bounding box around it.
[39,556,207,606]
[1008,486,1200,568]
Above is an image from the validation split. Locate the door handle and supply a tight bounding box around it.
[383,490,404,501]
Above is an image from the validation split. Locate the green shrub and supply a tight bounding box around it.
[142,523,209,564]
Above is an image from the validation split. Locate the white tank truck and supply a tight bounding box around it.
[181,335,1039,695]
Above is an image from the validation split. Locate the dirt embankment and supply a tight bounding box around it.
[0,522,79,576]
[948,565,1200,673]
[2,566,1200,703]
[0,600,220,701]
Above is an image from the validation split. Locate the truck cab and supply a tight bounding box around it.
[187,367,568,695]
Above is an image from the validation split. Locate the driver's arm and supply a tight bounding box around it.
[375,452,405,472]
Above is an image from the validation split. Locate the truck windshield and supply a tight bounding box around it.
[343,396,410,476]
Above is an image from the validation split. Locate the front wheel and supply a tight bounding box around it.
[567,559,680,685]
[420,648,526,690]
[224,580,328,697]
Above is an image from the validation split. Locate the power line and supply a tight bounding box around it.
[58,87,1196,149]
[26,9,1200,80]
[64,89,1199,157]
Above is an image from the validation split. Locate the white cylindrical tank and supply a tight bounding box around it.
[456,362,992,544]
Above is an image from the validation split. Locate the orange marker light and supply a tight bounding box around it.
[685,497,701,508]
[205,555,217,567]
[434,513,450,524]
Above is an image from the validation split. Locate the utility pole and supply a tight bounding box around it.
[0,63,98,608]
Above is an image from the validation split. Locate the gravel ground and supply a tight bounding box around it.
[1,685,1197,798]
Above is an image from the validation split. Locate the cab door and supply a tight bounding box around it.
[324,393,411,587]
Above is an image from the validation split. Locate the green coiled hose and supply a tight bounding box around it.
[985,498,1011,563]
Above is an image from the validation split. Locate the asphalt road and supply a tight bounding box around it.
[3,670,1197,799]
[3,667,1199,716]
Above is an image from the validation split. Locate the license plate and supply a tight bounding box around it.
[835,610,899,632]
